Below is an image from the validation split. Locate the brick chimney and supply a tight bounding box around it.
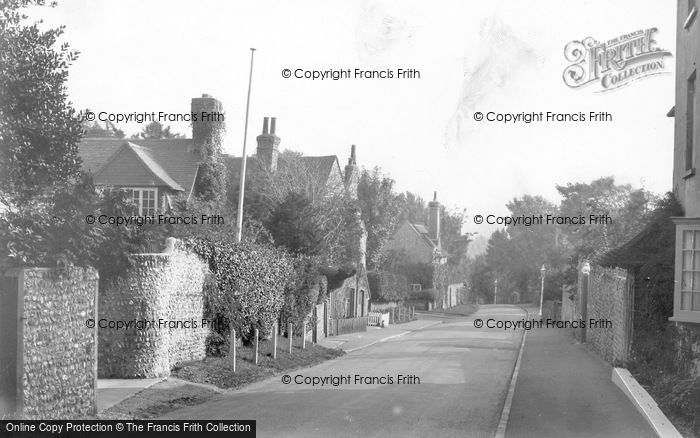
[428,191,440,243]
[256,116,280,171]
[191,94,224,156]
[344,144,359,195]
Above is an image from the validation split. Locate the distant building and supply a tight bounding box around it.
[383,192,450,307]
[384,192,448,266]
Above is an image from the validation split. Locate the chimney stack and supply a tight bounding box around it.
[256,116,280,171]
[344,144,359,195]
[428,191,440,243]
[191,94,224,156]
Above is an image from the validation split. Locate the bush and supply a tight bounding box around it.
[282,255,327,333]
[368,270,408,302]
[409,289,438,302]
[186,238,293,345]
[0,176,163,283]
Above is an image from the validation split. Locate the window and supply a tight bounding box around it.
[672,218,700,323]
[680,230,700,311]
[409,284,422,292]
[125,188,157,216]
[686,70,696,172]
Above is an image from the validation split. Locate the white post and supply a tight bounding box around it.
[273,323,277,360]
[288,323,293,354]
[539,265,546,318]
[302,322,307,349]
[254,328,259,365]
[231,328,236,373]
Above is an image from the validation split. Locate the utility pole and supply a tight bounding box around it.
[235,48,256,243]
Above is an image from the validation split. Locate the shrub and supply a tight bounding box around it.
[368,270,408,302]
[186,238,292,345]
[408,288,438,302]
[281,255,327,333]
[0,176,163,283]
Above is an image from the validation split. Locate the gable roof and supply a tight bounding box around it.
[406,222,443,253]
[224,153,343,189]
[79,138,200,194]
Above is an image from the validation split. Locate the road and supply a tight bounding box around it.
[164,305,526,437]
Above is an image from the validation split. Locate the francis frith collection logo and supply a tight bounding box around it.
[563,28,672,92]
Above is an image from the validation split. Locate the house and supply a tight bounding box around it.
[670,0,700,325]
[382,192,449,306]
[384,192,447,266]
[78,94,222,215]
[594,0,700,370]
[226,117,370,337]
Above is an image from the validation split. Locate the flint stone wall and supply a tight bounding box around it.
[98,248,209,378]
[1,267,98,419]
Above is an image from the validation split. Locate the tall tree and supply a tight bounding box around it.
[0,0,83,201]
[357,168,402,270]
[557,176,656,260]
[131,121,183,139]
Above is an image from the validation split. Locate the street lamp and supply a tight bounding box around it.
[538,265,546,317]
[580,261,591,342]
[494,279,498,304]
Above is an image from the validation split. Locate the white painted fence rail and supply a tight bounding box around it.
[367,311,390,327]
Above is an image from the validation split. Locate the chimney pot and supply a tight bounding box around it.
[270,117,277,135]
[262,117,269,135]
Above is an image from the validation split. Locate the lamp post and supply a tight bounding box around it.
[494,279,498,304]
[580,261,591,343]
[538,265,546,317]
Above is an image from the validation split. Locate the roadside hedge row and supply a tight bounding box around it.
[185,238,293,345]
[368,270,408,302]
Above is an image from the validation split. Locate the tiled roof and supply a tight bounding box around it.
[79,138,200,194]
[224,154,341,188]
[407,222,447,256]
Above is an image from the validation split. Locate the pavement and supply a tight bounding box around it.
[162,305,526,437]
[96,378,163,412]
[316,317,443,352]
[505,315,655,438]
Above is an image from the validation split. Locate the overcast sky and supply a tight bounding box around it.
[39,0,677,236]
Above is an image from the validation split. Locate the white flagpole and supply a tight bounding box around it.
[236,48,256,243]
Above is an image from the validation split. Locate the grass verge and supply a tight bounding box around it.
[98,337,344,419]
[172,338,344,389]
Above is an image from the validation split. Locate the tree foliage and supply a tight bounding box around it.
[131,121,182,140]
[367,270,409,302]
[357,168,402,270]
[473,177,660,304]
[281,255,327,332]
[0,0,83,201]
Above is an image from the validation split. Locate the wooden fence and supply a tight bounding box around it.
[389,306,415,324]
[367,311,389,327]
[330,317,368,336]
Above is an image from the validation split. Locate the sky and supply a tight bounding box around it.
[36,0,677,237]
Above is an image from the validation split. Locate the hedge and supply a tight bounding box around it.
[185,238,293,345]
[368,270,409,302]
